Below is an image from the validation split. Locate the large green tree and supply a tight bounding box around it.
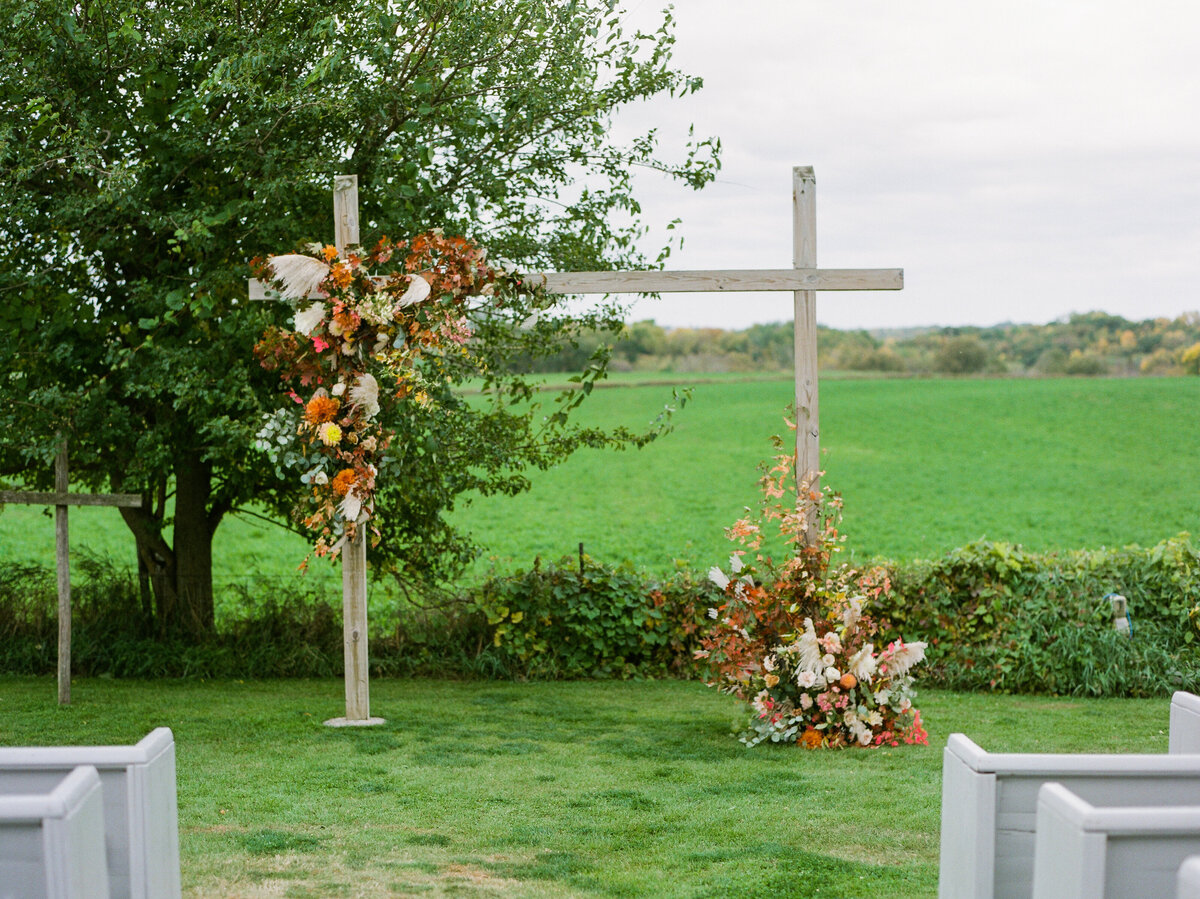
[0,0,718,637]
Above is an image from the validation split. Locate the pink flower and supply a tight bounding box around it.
[313,336,329,353]
[287,390,303,405]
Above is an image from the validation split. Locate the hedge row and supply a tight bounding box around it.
[877,536,1200,697]
[1,537,1197,696]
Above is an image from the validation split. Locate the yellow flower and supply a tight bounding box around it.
[764,673,780,688]
[318,422,342,446]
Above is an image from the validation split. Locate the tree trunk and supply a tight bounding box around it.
[172,451,216,639]
[120,453,220,640]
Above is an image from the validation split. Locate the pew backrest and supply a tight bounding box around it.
[0,765,110,899]
[1033,782,1200,899]
[939,733,1200,899]
[1172,692,1200,754]
[0,728,179,899]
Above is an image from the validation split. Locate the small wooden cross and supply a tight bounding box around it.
[0,437,141,705]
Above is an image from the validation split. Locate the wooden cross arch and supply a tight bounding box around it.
[251,166,903,725]
[0,437,142,705]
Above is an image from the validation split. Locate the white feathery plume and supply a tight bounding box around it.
[729,553,744,573]
[707,566,730,590]
[348,372,380,419]
[881,641,927,679]
[847,644,878,683]
[396,274,431,307]
[293,302,327,337]
[269,254,330,300]
[796,618,823,673]
[840,596,865,632]
[339,488,362,523]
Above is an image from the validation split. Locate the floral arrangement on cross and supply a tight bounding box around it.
[697,429,929,749]
[252,231,538,562]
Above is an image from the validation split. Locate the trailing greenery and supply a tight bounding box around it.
[2,535,1197,698]
[877,536,1200,697]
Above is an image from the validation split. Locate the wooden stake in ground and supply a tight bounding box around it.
[0,436,141,704]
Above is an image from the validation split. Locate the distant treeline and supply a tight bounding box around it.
[517,311,1200,376]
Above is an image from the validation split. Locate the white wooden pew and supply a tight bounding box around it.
[0,728,180,899]
[0,765,110,899]
[1032,782,1200,898]
[1172,692,1200,754]
[1178,856,1200,899]
[938,733,1200,898]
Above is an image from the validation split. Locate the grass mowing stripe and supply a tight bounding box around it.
[0,677,1168,898]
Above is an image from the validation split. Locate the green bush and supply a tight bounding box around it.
[878,537,1200,696]
[3,539,1197,696]
[0,555,714,681]
[469,557,715,678]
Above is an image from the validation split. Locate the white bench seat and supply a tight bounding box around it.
[939,737,1200,897]
[1033,781,1200,899]
[0,765,110,899]
[0,728,180,899]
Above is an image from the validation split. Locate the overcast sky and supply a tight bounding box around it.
[601,0,1200,331]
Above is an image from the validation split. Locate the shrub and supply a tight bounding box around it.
[0,554,714,681]
[469,558,715,678]
[934,336,988,374]
[878,537,1200,696]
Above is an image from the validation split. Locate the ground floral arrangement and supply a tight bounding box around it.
[252,232,539,562]
[697,437,928,749]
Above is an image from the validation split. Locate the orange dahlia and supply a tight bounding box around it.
[305,395,340,425]
[799,729,824,750]
[330,469,357,497]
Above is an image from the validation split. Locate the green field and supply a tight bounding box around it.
[0,677,1172,898]
[2,376,1198,594]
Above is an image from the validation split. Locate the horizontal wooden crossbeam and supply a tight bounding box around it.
[534,268,903,294]
[247,267,902,301]
[0,491,142,508]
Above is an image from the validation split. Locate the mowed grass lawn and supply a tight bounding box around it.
[2,376,1198,590]
[0,677,1173,898]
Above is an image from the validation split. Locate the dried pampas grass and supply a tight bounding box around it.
[269,254,330,300]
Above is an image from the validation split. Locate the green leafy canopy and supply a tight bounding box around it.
[0,0,720,632]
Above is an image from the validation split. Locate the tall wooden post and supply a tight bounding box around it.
[326,174,383,727]
[54,437,71,705]
[792,166,820,543]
